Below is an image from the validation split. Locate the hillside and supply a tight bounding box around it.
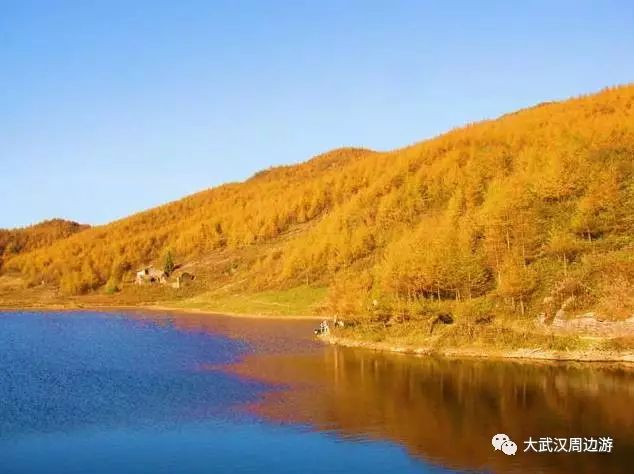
[1,85,633,356]
[0,219,88,269]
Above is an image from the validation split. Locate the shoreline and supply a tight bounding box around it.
[0,302,324,321]
[2,303,633,364]
[323,334,634,364]
[141,304,323,320]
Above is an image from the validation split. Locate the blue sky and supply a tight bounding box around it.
[1,0,633,228]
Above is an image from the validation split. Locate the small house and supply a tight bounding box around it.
[171,271,196,289]
[135,266,167,285]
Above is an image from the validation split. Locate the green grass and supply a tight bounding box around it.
[174,285,328,316]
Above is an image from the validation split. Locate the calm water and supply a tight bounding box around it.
[1,311,633,473]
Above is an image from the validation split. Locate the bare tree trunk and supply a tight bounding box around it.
[467,271,472,299]
[495,247,502,286]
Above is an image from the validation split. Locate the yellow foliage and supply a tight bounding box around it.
[2,85,633,318]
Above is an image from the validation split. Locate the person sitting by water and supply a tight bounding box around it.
[314,320,330,336]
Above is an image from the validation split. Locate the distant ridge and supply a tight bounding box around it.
[0,219,88,264]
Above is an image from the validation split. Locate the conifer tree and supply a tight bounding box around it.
[163,250,175,276]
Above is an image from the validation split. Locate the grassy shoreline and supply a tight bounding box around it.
[0,301,323,320]
[0,281,327,319]
[322,333,634,364]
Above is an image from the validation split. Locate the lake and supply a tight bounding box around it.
[1,311,632,473]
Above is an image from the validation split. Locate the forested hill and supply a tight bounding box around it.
[0,219,88,267]
[3,85,633,322]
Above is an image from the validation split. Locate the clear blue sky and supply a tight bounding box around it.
[1,0,633,228]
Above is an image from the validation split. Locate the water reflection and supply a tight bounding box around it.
[120,311,634,473]
[126,309,320,355]
[0,311,446,474]
[229,346,634,473]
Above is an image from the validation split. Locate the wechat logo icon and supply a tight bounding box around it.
[492,433,518,456]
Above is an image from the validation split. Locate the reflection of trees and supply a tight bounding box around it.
[128,312,633,473]
[231,347,634,473]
